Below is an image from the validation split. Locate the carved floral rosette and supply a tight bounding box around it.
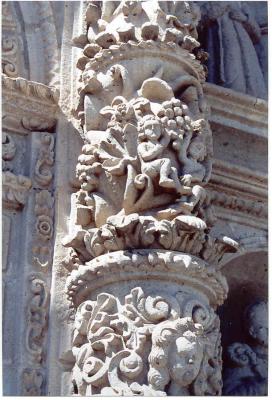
[63,1,239,396]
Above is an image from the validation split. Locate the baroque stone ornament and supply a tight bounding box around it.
[63,1,239,396]
[223,301,268,396]
[199,1,267,99]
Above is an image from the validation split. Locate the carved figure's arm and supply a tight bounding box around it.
[159,131,171,147]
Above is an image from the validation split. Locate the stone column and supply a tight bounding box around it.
[62,1,238,395]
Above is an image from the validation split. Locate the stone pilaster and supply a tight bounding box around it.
[63,1,238,395]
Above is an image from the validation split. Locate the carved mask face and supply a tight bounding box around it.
[169,335,203,386]
[144,120,161,140]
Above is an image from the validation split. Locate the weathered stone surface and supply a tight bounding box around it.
[2,1,268,396]
[199,1,267,99]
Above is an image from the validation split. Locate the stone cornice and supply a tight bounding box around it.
[211,159,267,199]
[204,83,268,139]
[207,159,267,228]
[2,74,59,134]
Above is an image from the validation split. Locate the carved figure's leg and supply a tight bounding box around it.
[159,158,176,188]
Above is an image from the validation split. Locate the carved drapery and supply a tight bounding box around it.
[63,1,238,395]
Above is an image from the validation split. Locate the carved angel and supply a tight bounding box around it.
[137,116,183,193]
[148,318,204,395]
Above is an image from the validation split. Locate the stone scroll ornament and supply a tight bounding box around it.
[63,1,239,396]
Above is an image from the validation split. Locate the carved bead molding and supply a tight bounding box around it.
[63,1,239,395]
[2,74,59,134]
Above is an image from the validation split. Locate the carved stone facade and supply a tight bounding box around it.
[2,1,268,396]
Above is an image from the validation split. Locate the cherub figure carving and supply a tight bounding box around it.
[137,116,185,195]
[148,318,204,395]
[223,301,268,396]
[180,118,212,186]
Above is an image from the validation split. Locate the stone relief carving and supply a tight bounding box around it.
[60,1,241,395]
[209,190,268,219]
[223,301,268,396]
[37,2,60,87]
[65,250,229,308]
[25,275,49,363]
[2,75,59,135]
[199,1,267,99]
[70,286,222,396]
[22,276,49,395]
[34,133,55,187]
[64,81,237,266]
[2,1,21,78]
[2,35,19,77]
[22,368,44,396]
[2,132,17,171]
[0,0,267,396]
[2,171,32,209]
[32,190,54,269]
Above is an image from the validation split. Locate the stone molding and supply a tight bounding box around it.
[2,1,22,78]
[2,74,59,134]
[66,250,228,308]
[207,160,267,229]
[204,83,267,139]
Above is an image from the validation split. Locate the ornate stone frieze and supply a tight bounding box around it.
[65,250,228,308]
[223,301,268,396]
[62,1,238,395]
[207,160,267,230]
[2,74,59,135]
